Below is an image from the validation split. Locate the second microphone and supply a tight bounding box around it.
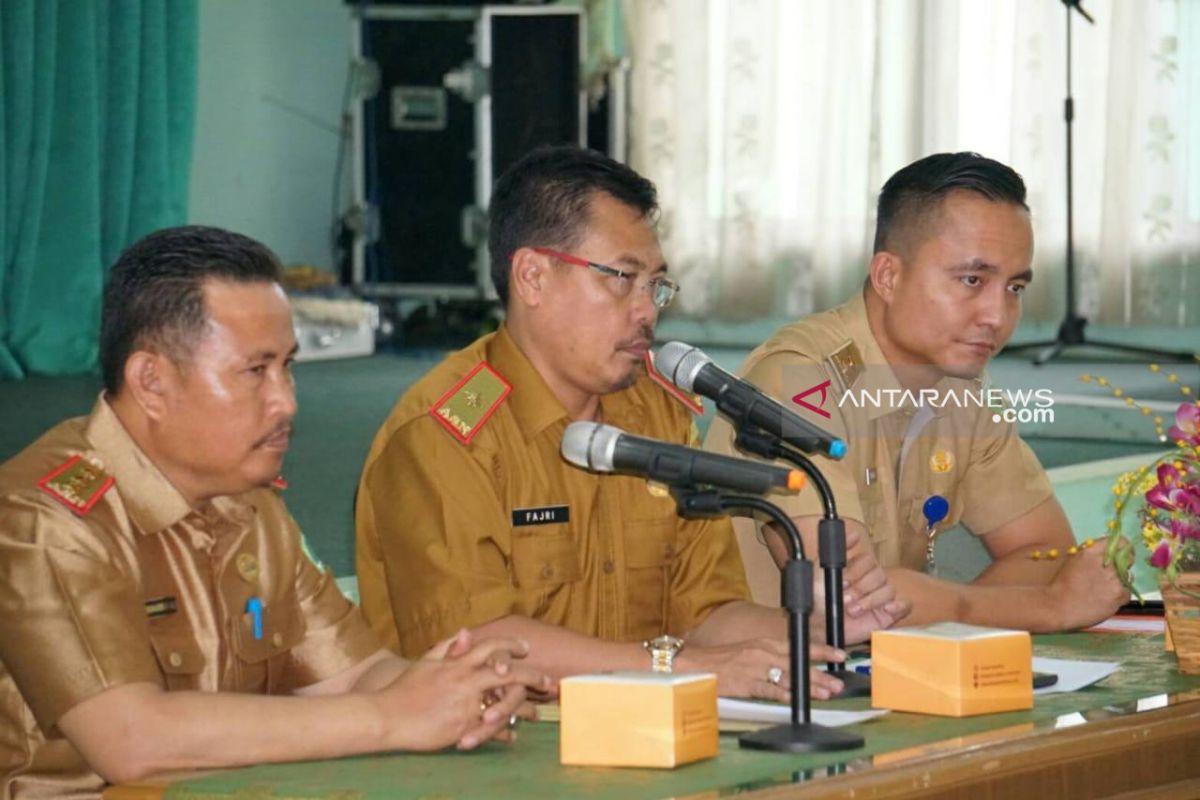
[562,421,806,496]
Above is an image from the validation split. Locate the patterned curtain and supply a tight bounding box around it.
[626,0,1200,327]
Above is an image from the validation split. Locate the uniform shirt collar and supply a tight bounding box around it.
[83,394,198,534]
[839,291,905,421]
[486,325,647,439]
[839,291,971,421]
[487,325,570,439]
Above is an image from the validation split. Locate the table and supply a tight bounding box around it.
[105,631,1200,799]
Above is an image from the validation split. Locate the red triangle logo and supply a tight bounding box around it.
[792,380,832,419]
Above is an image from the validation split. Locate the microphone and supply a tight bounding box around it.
[561,422,806,496]
[655,342,847,459]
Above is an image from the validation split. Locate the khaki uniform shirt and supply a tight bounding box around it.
[0,398,377,800]
[356,325,751,657]
[704,292,1052,589]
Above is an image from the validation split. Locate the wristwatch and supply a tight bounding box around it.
[644,634,685,673]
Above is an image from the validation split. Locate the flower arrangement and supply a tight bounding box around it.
[1081,366,1200,600]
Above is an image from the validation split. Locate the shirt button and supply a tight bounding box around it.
[541,564,555,579]
[663,544,674,558]
[168,652,183,668]
[272,631,283,647]
[602,560,615,575]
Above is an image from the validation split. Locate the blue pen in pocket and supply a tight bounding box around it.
[246,597,264,641]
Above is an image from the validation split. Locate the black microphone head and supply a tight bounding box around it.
[655,342,711,393]
[561,421,621,472]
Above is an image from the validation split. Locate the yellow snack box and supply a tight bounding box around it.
[559,671,719,768]
[871,622,1033,717]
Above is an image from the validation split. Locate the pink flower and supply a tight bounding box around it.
[1146,482,1192,513]
[1158,462,1183,487]
[1185,485,1200,517]
[1167,402,1200,444]
[1170,518,1200,541]
[1150,541,1174,568]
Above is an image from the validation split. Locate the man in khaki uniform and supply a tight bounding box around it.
[357,147,906,704]
[0,227,545,799]
[705,152,1127,632]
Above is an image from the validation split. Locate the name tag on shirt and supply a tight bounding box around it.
[512,505,570,527]
[145,596,178,618]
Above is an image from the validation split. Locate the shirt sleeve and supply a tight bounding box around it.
[958,411,1054,537]
[277,507,380,691]
[0,496,160,732]
[356,420,516,658]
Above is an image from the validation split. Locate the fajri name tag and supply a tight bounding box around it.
[512,505,570,527]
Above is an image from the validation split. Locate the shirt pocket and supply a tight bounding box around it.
[230,597,304,694]
[146,621,205,692]
[858,480,887,545]
[510,531,582,589]
[623,518,679,638]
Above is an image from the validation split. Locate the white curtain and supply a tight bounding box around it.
[625,0,1200,326]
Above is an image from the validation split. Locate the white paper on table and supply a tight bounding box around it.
[1032,656,1119,695]
[843,656,1118,697]
[718,698,888,727]
[1085,616,1165,634]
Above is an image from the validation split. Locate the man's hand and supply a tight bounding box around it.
[812,563,911,644]
[770,518,905,641]
[841,525,896,614]
[379,630,550,751]
[843,596,911,642]
[674,639,847,702]
[1043,544,1128,630]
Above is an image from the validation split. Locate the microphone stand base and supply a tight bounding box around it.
[739,722,864,753]
[828,668,871,698]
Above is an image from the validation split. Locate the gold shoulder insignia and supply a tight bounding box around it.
[826,340,864,391]
[644,352,703,414]
[37,455,114,515]
[430,361,512,444]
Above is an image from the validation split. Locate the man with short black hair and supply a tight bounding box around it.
[357,146,907,704]
[0,226,546,799]
[705,152,1128,632]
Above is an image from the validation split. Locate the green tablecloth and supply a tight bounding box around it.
[164,632,1200,799]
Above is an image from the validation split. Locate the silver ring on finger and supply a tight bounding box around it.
[767,666,784,686]
[508,714,519,729]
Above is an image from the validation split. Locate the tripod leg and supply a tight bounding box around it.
[1033,341,1066,366]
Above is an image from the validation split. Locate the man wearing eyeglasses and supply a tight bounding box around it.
[356,146,907,702]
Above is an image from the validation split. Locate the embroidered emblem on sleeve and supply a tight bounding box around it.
[826,340,865,392]
[430,362,512,444]
[37,455,114,515]
[644,351,704,414]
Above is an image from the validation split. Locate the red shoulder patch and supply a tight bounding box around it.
[37,455,114,515]
[644,351,704,414]
[429,362,512,444]
[270,476,289,490]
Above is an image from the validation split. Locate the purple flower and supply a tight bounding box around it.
[1170,518,1200,541]
[1146,482,1191,513]
[1167,402,1200,444]
[1185,485,1200,517]
[1150,541,1174,568]
[1158,462,1183,487]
